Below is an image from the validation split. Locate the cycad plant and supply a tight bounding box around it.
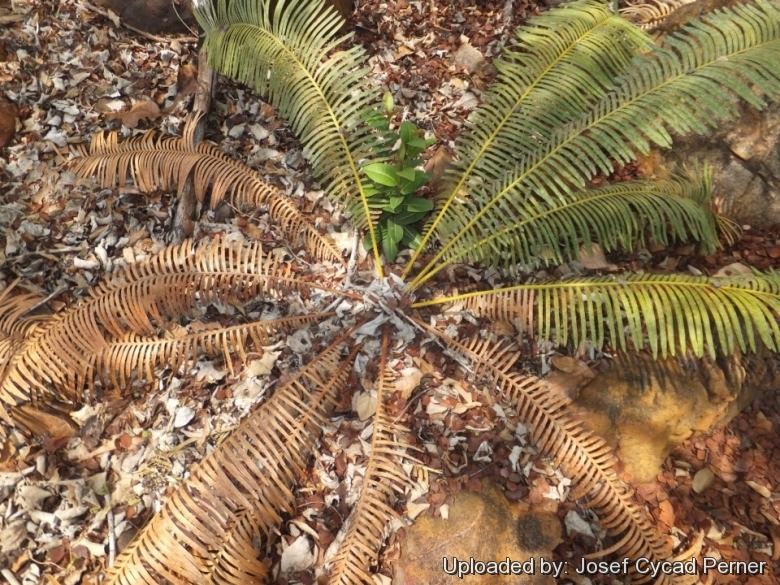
[3,0,780,583]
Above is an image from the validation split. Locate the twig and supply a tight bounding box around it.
[502,0,514,23]
[17,284,69,318]
[344,229,360,287]
[171,0,199,37]
[173,46,216,242]
[106,489,116,567]
[78,0,198,44]
[8,246,86,261]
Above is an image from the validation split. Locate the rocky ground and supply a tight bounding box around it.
[1,0,779,584]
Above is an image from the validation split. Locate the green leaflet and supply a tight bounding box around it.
[437,173,720,269]
[405,0,653,279]
[195,0,392,272]
[408,0,780,288]
[416,272,780,359]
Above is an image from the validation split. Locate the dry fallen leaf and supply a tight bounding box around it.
[714,262,753,277]
[394,44,415,59]
[12,404,79,438]
[94,97,126,114]
[0,437,16,464]
[280,536,315,573]
[770,527,780,561]
[106,99,161,128]
[176,62,198,94]
[395,367,423,398]
[745,480,772,498]
[0,98,18,148]
[353,390,377,421]
[246,351,280,377]
[106,8,121,28]
[551,355,578,373]
[657,499,676,527]
[578,243,615,270]
[423,146,453,189]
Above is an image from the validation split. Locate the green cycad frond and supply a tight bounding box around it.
[408,0,780,288]
[196,0,391,272]
[71,123,345,264]
[416,272,780,359]
[329,331,419,585]
[429,173,720,270]
[104,340,357,585]
[405,0,652,276]
[0,237,347,414]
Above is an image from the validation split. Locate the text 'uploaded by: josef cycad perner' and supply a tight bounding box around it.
[441,556,768,579]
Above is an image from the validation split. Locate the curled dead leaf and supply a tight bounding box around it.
[0,98,19,148]
[395,368,423,399]
[106,99,161,129]
[423,146,453,189]
[578,243,615,270]
[551,355,578,373]
[745,480,771,498]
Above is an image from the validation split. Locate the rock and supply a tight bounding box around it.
[568,350,774,484]
[639,0,780,228]
[95,0,197,35]
[394,482,561,585]
[646,102,780,229]
[94,0,354,36]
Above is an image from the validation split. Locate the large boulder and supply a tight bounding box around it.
[94,0,354,36]
[638,0,780,228]
[644,102,780,229]
[95,0,197,35]
[568,350,775,484]
[394,482,561,585]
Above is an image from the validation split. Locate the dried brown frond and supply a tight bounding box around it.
[70,118,345,265]
[415,286,536,337]
[619,0,693,30]
[96,314,329,390]
[0,279,50,339]
[329,330,419,585]
[420,322,694,584]
[104,339,357,585]
[0,237,345,425]
[0,280,52,427]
